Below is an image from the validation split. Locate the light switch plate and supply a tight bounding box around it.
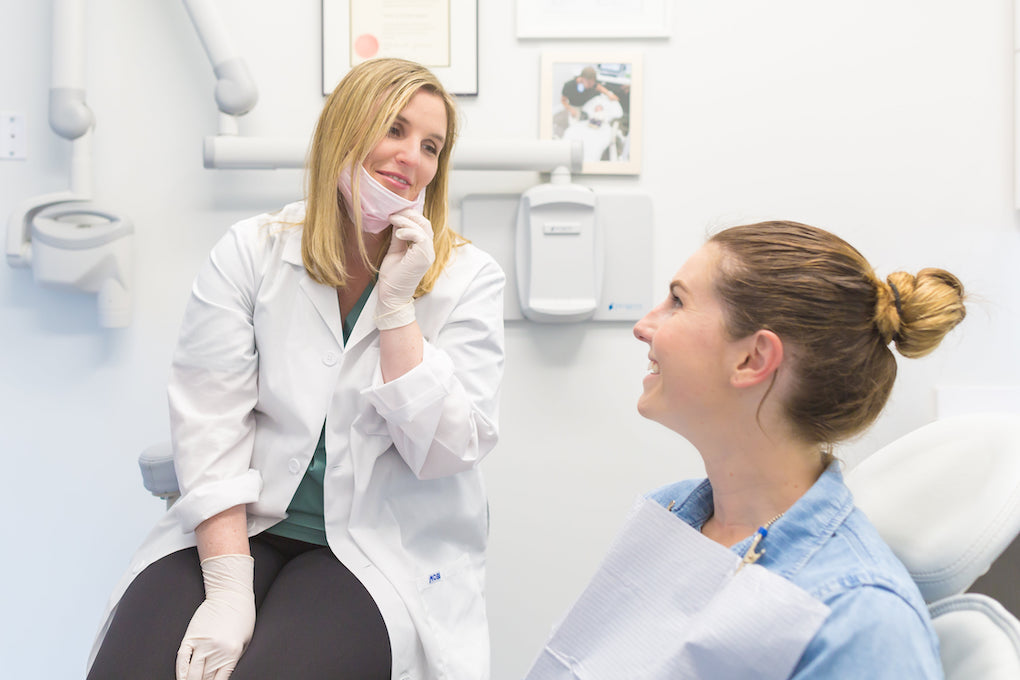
[1,111,27,160]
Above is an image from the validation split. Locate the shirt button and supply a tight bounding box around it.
[288,458,302,474]
[323,351,338,366]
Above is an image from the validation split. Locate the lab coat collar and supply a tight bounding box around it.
[294,276,383,351]
[298,276,343,348]
[281,225,303,266]
[345,285,380,350]
[284,217,381,351]
[280,226,343,348]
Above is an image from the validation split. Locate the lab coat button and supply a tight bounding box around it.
[288,458,302,474]
[323,351,338,366]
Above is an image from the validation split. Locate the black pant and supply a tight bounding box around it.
[87,533,392,680]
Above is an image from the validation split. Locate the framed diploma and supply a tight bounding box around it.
[323,0,479,96]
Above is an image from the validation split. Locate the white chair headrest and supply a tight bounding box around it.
[929,593,1020,680]
[846,413,1020,603]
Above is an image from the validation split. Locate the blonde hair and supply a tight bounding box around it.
[302,58,464,295]
[709,221,966,445]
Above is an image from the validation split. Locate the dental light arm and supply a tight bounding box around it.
[202,136,584,172]
[183,0,580,173]
[182,0,258,117]
[50,0,93,139]
[455,139,583,173]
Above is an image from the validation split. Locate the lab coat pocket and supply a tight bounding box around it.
[416,553,489,679]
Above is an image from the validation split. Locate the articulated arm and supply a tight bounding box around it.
[179,1,582,173]
[182,0,258,116]
[50,0,94,139]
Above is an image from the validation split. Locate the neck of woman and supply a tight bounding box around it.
[697,426,826,548]
[336,215,390,282]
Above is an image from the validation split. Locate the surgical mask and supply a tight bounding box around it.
[337,164,426,234]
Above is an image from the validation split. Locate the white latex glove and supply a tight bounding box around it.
[375,209,436,330]
[176,554,256,680]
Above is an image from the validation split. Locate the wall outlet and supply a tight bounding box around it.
[1,111,27,160]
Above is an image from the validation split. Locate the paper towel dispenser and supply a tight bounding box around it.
[461,190,654,323]
[515,176,603,322]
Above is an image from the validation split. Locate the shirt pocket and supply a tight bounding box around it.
[415,553,489,678]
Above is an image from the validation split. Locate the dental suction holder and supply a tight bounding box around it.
[8,200,134,328]
[5,0,134,328]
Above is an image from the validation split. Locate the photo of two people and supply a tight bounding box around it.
[541,53,641,174]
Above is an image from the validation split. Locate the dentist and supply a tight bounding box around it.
[88,58,505,680]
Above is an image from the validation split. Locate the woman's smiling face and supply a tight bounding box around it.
[632,243,739,434]
[360,89,447,201]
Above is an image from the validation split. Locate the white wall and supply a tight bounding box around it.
[1,1,1017,678]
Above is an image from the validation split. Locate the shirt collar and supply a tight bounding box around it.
[671,462,854,577]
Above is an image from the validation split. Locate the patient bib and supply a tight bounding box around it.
[525,499,830,680]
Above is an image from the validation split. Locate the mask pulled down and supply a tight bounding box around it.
[337,165,426,234]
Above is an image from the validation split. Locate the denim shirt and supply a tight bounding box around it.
[647,463,944,679]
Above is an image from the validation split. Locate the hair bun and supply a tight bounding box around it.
[875,269,966,358]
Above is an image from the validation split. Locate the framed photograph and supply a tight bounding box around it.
[322,0,478,96]
[540,52,642,175]
[517,0,672,39]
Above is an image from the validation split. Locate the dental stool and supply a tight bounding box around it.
[846,412,1020,679]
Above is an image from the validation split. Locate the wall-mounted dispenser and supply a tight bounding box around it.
[515,168,602,322]
[462,184,654,323]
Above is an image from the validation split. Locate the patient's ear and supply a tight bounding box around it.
[731,330,784,389]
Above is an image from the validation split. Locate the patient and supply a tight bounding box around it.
[528,221,964,679]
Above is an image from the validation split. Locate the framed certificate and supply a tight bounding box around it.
[323,0,478,96]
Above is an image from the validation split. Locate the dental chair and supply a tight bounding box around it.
[138,413,1020,677]
[846,412,1020,679]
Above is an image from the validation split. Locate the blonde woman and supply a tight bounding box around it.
[529,221,964,679]
[88,59,504,680]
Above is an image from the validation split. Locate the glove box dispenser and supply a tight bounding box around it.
[515,181,603,322]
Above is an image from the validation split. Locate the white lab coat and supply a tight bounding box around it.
[89,202,506,680]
